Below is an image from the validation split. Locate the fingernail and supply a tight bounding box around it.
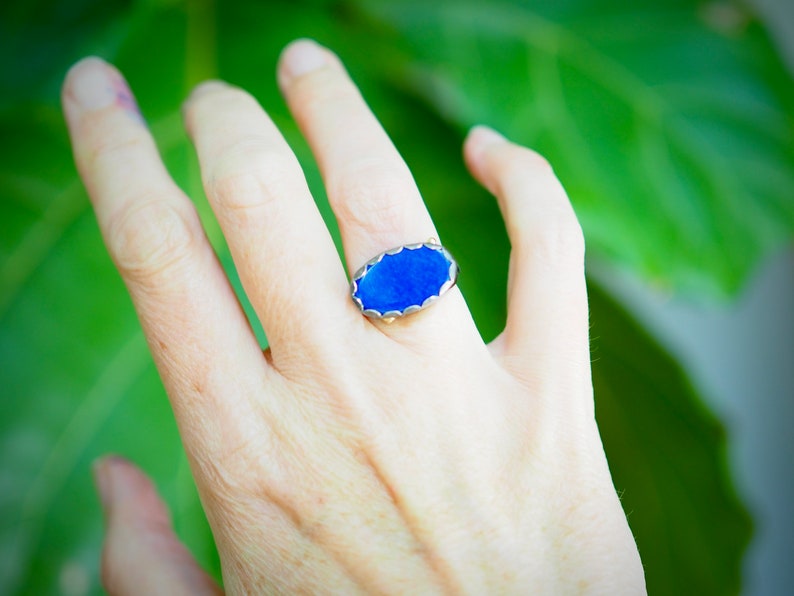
[92,457,113,509]
[65,57,142,121]
[469,125,506,148]
[466,125,507,166]
[278,39,329,86]
[65,57,118,111]
[187,79,229,103]
[92,455,129,510]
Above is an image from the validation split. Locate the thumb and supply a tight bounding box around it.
[93,456,222,596]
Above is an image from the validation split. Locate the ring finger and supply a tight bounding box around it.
[278,40,475,339]
[183,80,353,361]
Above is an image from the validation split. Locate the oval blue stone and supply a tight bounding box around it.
[352,245,456,317]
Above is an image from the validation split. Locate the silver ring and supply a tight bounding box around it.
[350,239,459,322]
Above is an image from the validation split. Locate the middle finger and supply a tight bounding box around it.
[184,81,353,356]
[277,39,438,275]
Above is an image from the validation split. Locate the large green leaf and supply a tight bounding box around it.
[0,0,752,594]
[589,282,751,594]
[353,0,794,298]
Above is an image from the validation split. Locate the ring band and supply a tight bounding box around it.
[350,240,459,320]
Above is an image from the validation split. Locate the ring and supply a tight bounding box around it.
[350,240,459,321]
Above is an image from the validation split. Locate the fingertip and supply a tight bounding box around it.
[466,124,506,151]
[276,38,345,93]
[182,79,232,130]
[62,56,141,128]
[185,79,230,106]
[96,457,222,595]
[92,455,169,522]
[277,38,338,89]
[464,125,507,193]
[92,456,112,511]
[62,57,119,111]
[92,455,131,512]
[64,56,108,89]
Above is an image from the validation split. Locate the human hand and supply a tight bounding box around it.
[63,39,645,594]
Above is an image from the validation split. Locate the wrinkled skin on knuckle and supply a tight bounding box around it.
[105,194,200,288]
[207,147,299,218]
[84,132,150,177]
[192,445,260,517]
[489,146,586,264]
[329,162,417,236]
[523,213,585,267]
[191,419,300,515]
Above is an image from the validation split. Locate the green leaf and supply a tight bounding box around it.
[589,282,752,595]
[352,0,794,298]
[0,0,752,594]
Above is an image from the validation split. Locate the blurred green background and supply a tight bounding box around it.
[2,0,792,594]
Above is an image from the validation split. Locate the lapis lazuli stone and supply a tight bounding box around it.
[353,245,454,316]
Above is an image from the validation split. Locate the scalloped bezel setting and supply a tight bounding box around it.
[350,242,459,319]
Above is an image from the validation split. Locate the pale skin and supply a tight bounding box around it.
[62,39,646,594]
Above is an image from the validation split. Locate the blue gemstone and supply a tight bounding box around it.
[352,245,455,316]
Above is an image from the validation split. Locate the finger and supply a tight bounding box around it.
[62,58,268,466]
[183,80,354,357]
[277,39,476,340]
[93,456,222,596]
[464,126,590,379]
[278,39,437,273]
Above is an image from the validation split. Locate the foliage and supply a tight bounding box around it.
[3,0,789,593]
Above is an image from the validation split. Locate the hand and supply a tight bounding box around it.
[63,39,645,594]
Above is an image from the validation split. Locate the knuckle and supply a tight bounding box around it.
[491,146,585,263]
[84,129,149,173]
[526,211,585,264]
[196,450,249,500]
[207,143,299,217]
[105,194,199,286]
[329,158,416,230]
[195,442,285,515]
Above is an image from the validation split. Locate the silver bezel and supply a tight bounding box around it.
[350,242,459,319]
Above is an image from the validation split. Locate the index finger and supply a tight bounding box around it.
[62,58,269,465]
